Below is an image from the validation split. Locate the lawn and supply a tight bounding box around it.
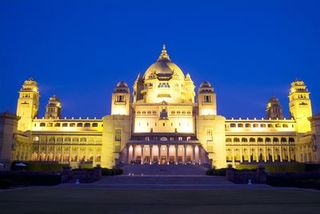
[0,187,320,214]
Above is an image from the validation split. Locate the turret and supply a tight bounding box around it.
[16,78,39,131]
[111,81,131,115]
[266,97,284,119]
[198,81,217,116]
[45,95,62,119]
[133,74,144,103]
[289,80,312,133]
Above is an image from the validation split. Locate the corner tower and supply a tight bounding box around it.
[289,80,312,133]
[16,78,39,131]
[45,95,62,119]
[266,97,284,119]
[111,81,131,115]
[198,81,217,116]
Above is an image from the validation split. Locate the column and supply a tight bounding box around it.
[132,145,135,163]
[271,147,275,162]
[240,148,243,163]
[149,145,152,164]
[175,145,178,164]
[184,145,187,163]
[192,145,196,163]
[141,145,144,165]
[280,146,283,162]
[166,145,169,164]
[255,147,259,162]
[287,146,291,162]
[127,145,130,164]
[264,147,267,162]
[158,145,161,164]
[232,148,235,166]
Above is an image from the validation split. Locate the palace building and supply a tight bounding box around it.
[1,45,320,169]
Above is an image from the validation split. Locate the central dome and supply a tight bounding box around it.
[143,45,185,81]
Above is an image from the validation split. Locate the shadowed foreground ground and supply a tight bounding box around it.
[1,187,320,214]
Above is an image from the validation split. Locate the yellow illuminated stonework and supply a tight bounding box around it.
[1,45,320,169]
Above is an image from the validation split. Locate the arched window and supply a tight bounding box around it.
[226,138,232,143]
[84,123,90,127]
[266,138,271,143]
[249,138,255,142]
[77,123,83,127]
[257,137,263,143]
[281,138,287,143]
[238,124,243,128]
[245,123,251,128]
[241,138,248,142]
[234,138,240,142]
[273,138,279,143]
[230,123,236,128]
[289,138,295,143]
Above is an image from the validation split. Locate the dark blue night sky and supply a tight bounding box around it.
[1,0,319,119]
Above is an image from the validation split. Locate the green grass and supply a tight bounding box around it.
[0,187,320,214]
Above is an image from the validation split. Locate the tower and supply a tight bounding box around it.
[45,95,62,119]
[289,80,312,133]
[111,81,131,115]
[16,78,39,131]
[133,74,144,103]
[198,81,217,116]
[266,97,284,119]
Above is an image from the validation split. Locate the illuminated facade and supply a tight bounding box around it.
[1,45,320,169]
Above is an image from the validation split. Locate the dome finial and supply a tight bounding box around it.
[158,43,170,61]
[162,43,166,50]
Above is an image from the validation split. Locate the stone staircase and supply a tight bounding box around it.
[121,164,209,176]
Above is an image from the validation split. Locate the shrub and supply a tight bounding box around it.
[101,168,123,176]
[206,168,227,176]
[0,179,12,189]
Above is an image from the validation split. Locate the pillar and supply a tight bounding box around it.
[132,145,135,162]
[141,145,144,165]
[158,145,161,164]
[127,145,130,163]
[175,145,178,164]
[149,145,152,164]
[192,145,196,163]
[166,145,169,164]
[183,145,187,163]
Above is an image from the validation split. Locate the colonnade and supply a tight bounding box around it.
[127,144,201,164]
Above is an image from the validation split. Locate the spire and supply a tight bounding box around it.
[158,43,170,61]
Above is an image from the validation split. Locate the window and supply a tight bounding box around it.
[207,129,213,141]
[238,124,243,128]
[62,123,68,127]
[115,129,121,141]
[70,123,75,127]
[40,123,46,127]
[234,138,240,142]
[230,123,236,128]
[226,138,232,143]
[245,123,251,128]
[92,123,98,127]
[77,123,83,127]
[116,95,125,102]
[241,138,248,142]
[84,123,90,127]
[204,95,211,103]
[249,138,255,142]
[55,123,60,127]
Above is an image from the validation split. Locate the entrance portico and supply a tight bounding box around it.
[124,143,207,165]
